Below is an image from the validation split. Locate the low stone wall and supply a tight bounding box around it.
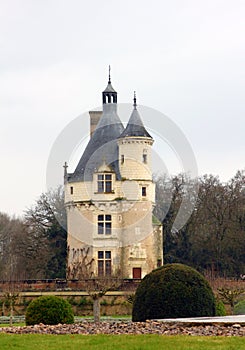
[0,293,133,317]
[0,279,140,293]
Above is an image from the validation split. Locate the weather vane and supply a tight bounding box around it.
[108,65,111,83]
[133,91,137,109]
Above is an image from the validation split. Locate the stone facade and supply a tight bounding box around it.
[65,76,163,279]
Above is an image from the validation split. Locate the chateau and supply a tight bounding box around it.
[64,73,162,279]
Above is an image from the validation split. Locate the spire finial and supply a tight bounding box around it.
[108,65,111,84]
[133,91,137,109]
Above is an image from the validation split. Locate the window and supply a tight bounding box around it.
[98,215,111,235]
[135,227,140,236]
[97,174,112,193]
[142,187,146,197]
[70,186,73,195]
[121,155,124,164]
[143,149,147,164]
[98,251,111,276]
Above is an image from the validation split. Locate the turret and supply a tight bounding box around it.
[68,67,124,182]
[102,65,117,105]
[118,92,154,181]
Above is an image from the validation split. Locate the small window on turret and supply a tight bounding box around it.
[142,187,146,197]
[121,155,124,164]
[143,149,147,163]
[70,186,73,195]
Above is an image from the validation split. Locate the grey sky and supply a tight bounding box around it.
[1,0,244,216]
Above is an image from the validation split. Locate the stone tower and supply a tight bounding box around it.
[65,73,162,279]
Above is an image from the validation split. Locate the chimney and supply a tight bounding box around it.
[89,110,103,138]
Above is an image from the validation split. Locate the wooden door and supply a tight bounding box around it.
[133,268,142,279]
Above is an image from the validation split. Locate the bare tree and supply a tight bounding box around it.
[218,287,245,314]
[1,281,23,326]
[67,247,123,322]
[153,170,245,277]
[192,172,245,276]
[0,213,29,280]
[24,186,67,278]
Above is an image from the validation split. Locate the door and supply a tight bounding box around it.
[133,267,142,279]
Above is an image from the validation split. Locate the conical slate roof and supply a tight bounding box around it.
[120,105,152,139]
[103,81,116,93]
[69,103,124,182]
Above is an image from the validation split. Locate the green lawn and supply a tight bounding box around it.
[0,323,25,327]
[0,334,244,350]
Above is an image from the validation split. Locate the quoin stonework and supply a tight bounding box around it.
[64,71,163,279]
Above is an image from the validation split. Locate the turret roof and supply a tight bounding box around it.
[68,84,152,183]
[119,94,152,139]
[103,81,116,93]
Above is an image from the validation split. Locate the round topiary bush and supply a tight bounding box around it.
[215,299,226,316]
[25,296,74,325]
[132,263,215,322]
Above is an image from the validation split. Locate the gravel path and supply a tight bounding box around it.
[0,321,244,336]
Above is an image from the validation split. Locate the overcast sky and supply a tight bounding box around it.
[1,0,244,216]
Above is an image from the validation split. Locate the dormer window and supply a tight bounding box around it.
[97,173,112,193]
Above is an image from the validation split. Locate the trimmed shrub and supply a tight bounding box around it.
[215,299,226,316]
[132,263,215,321]
[234,300,245,315]
[25,296,74,325]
